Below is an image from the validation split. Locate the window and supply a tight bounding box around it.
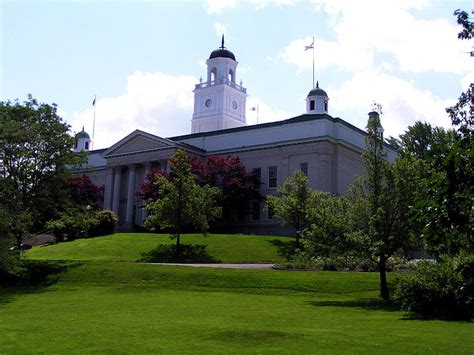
[310,100,315,111]
[252,168,261,189]
[251,201,260,221]
[324,101,328,111]
[300,162,308,177]
[268,166,277,188]
[85,141,89,150]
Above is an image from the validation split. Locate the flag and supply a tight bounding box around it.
[250,107,257,111]
[305,39,314,51]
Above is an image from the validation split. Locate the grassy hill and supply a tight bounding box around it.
[25,233,295,263]
[1,233,473,353]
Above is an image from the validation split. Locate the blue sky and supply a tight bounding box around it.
[2,0,472,149]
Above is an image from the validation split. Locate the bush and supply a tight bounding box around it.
[395,254,474,320]
[89,210,118,237]
[46,207,98,242]
[278,248,410,272]
[46,209,118,242]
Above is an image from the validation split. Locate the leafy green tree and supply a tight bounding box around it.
[144,149,221,255]
[419,8,473,255]
[388,11,473,256]
[0,96,84,239]
[346,111,419,300]
[266,170,312,244]
[302,192,351,259]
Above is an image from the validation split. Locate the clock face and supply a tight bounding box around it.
[232,101,238,110]
[205,99,212,107]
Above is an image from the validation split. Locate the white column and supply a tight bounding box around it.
[160,159,168,173]
[104,168,114,210]
[144,161,151,179]
[112,166,122,216]
[126,164,136,225]
[141,162,151,223]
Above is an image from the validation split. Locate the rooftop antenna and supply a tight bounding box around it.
[92,95,97,149]
[220,34,225,49]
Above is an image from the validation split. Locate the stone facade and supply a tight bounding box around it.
[73,40,397,235]
[76,112,396,234]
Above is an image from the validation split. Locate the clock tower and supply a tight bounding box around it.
[192,36,247,134]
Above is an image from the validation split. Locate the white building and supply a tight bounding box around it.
[75,39,396,234]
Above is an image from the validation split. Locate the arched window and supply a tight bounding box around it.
[211,68,217,82]
[229,69,235,83]
[310,100,315,111]
[324,101,328,112]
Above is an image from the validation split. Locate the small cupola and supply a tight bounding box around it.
[206,35,238,83]
[74,127,91,152]
[306,81,329,114]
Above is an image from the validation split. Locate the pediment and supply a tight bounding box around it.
[102,130,177,157]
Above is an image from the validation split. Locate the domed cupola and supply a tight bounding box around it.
[306,81,329,114]
[74,126,92,152]
[209,41,236,61]
[205,35,239,84]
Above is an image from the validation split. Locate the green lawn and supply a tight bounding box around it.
[25,233,294,263]
[1,233,472,353]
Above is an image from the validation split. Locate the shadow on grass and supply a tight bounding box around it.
[140,244,221,263]
[268,239,298,261]
[0,260,82,305]
[307,298,400,312]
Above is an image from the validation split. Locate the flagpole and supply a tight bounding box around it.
[312,36,315,88]
[92,95,96,150]
[305,37,315,88]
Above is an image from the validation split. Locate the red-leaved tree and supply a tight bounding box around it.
[189,155,262,221]
[64,174,104,210]
[137,170,171,201]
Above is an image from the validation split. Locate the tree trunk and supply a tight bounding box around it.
[379,258,390,300]
[175,233,181,257]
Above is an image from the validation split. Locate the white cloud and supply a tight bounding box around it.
[214,22,230,39]
[207,0,236,14]
[329,69,455,138]
[461,72,474,91]
[207,0,294,14]
[247,0,295,11]
[246,97,292,125]
[279,36,374,72]
[68,71,197,149]
[306,0,471,74]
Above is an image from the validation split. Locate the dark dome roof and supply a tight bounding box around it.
[307,82,328,97]
[209,48,236,61]
[76,128,90,139]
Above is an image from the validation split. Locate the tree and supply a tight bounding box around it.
[0,96,84,243]
[137,170,171,202]
[144,149,221,255]
[301,192,351,259]
[388,122,456,160]
[64,174,104,210]
[266,170,313,244]
[393,10,474,257]
[189,155,261,221]
[346,111,419,300]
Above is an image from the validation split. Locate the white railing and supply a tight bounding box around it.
[195,78,246,93]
